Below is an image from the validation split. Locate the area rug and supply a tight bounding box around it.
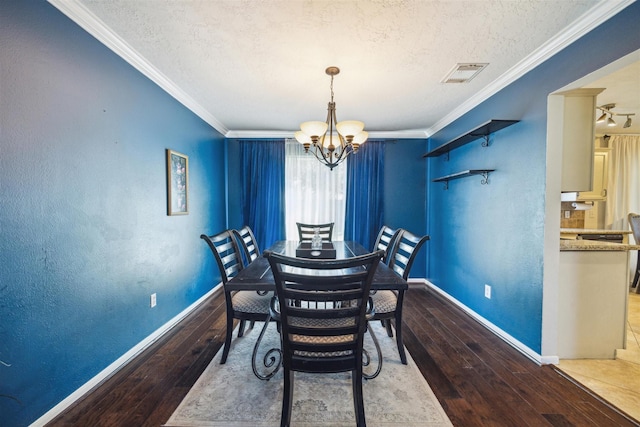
[164,321,452,427]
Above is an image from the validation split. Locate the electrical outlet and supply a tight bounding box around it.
[564,210,571,219]
[484,284,491,299]
[150,293,157,308]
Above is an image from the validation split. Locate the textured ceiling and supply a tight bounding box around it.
[50,0,636,138]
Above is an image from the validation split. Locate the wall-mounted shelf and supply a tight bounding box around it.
[423,119,519,158]
[432,169,494,189]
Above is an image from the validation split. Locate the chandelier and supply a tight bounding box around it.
[294,66,368,170]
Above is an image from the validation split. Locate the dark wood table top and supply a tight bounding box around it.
[225,240,408,292]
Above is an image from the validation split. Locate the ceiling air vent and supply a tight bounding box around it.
[441,63,488,83]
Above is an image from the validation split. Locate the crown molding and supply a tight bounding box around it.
[48,0,229,136]
[367,130,430,139]
[224,130,294,139]
[49,0,632,140]
[424,0,635,138]
[226,129,429,139]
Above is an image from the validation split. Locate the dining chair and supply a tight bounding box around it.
[629,213,640,291]
[373,225,401,264]
[370,229,429,364]
[296,222,334,242]
[201,230,272,364]
[232,225,260,266]
[265,249,384,427]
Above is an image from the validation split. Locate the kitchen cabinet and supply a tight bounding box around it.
[558,242,633,359]
[550,88,604,192]
[558,250,628,359]
[578,149,610,201]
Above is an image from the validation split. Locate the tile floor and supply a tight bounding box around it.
[557,291,640,421]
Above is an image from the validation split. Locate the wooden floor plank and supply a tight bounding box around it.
[47,286,640,427]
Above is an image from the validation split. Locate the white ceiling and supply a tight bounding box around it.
[50,0,637,138]
[586,60,640,135]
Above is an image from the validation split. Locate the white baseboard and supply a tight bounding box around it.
[30,285,221,427]
[411,279,557,366]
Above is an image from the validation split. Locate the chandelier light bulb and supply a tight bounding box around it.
[352,131,369,145]
[336,120,365,138]
[294,131,310,143]
[606,115,616,127]
[300,121,328,139]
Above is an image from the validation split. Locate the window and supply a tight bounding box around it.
[285,139,346,240]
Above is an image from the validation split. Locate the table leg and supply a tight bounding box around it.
[251,314,282,380]
[363,323,383,380]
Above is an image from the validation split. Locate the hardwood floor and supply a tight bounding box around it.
[48,286,640,426]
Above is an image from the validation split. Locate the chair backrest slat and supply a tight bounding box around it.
[232,226,260,265]
[200,230,244,285]
[296,222,334,242]
[387,229,430,280]
[373,226,401,264]
[629,213,640,244]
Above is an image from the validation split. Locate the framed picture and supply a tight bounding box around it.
[166,149,189,215]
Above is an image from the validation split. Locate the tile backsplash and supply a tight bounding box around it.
[561,207,585,228]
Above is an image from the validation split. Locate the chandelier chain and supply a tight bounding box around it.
[330,74,334,103]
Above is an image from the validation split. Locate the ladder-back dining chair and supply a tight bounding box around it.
[201,230,272,364]
[296,222,334,242]
[265,249,384,427]
[371,229,429,364]
[232,225,260,266]
[629,213,640,292]
[373,225,401,264]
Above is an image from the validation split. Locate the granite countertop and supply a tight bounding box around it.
[560,239,640,251]
[560,228,632,235]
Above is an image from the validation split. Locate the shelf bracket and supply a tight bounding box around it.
[442,180,449,190]
[481,171,490,185]
[480,134,490,147]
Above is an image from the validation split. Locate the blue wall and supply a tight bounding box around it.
[384,139,429,277]
[427,2,640,354]
[0,2,226,425]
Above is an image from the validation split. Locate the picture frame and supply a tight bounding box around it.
[166,149,189,215]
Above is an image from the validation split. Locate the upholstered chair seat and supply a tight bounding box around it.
[370,290,398,314]
[231,291,272,314]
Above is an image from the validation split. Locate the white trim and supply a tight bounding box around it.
[47,0,229,136]
[30,285,221,427]
[424,0,634,138]
[225,129,429,140]
[414,280,559,366]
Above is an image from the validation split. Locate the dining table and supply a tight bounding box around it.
[225,240,408,292]
[225,240,409,380]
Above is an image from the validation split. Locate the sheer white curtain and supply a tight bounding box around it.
[605,134,640,279]
[285,139,346,241]
[605,135,640,230]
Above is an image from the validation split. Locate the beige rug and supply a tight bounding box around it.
[164,321,452,427]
